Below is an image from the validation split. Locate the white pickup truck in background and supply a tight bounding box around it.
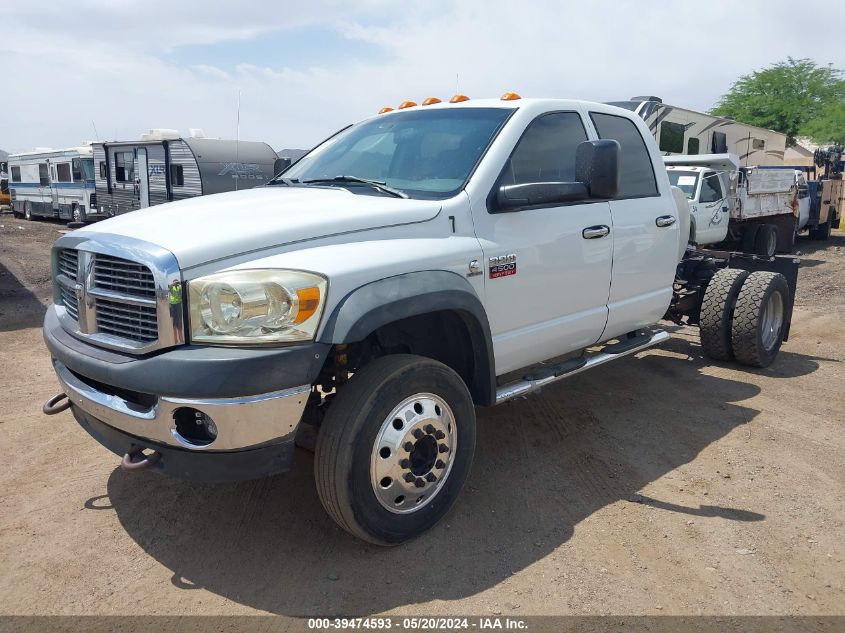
[665,153,809,255]
[42,96,800,544]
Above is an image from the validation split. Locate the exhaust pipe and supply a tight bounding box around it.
[43,393,72,415]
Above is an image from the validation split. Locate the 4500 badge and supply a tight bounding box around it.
[489,253,517,279]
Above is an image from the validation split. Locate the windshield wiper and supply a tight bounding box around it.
[301,176,408,199]
[266,177,300,186]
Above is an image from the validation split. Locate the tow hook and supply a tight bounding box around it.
[42,393,72,415]
[121,448,162,471]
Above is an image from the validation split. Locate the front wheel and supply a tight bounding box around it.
[314,354,476,545]
[71,204,86,223]
[24,202,32,220]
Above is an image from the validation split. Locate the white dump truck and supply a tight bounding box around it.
[665,154,809,255]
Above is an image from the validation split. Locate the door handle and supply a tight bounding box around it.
[655,215,676,227]
[582,225,610,239]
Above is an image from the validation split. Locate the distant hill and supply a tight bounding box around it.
[277,148,308,162]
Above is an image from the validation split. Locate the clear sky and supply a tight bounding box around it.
[2,0,842,152]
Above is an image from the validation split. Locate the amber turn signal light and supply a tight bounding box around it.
[294,287,321,324]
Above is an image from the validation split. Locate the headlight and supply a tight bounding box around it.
[188,269,327,345]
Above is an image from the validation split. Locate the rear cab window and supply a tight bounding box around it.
[589,112,659,198]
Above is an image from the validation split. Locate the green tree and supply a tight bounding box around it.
[711,58,845,145]
[801,100,845,146]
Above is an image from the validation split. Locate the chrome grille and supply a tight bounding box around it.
[58,249,78,279]
[52,239,183,354]
[93,254,156,299]
[95,298,158,342]
[59,285,79,320]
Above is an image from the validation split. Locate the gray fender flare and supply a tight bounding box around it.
[319,271,496,406]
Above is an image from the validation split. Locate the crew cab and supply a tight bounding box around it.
[42,95,797,544]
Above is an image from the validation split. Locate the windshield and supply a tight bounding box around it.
[667,170,699,199]
[279,108,513,200]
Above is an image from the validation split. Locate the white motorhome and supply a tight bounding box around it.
[610,97,787,167]
[8,147,102,222]
[665,153,808,254]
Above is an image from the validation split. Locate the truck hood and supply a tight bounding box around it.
[80,186,441,268]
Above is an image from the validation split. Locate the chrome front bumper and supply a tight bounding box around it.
[54,360,309,451]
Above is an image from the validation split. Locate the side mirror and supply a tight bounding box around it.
[575,139,620,199]
[494,139,620,211]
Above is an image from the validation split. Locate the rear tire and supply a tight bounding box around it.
[71,204,86,223]
[809,214,832,241]
[24,202,32,220]
[314,354,476,545]
[731,271,789,368]
[699,268,750,361]
[754,224,777,258]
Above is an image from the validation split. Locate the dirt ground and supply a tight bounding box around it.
[0,213,843,619]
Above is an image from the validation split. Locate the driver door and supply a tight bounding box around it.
[695,170,728,244]
[470,111,613,375]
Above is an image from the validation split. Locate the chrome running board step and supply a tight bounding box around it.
[495,330,670,404]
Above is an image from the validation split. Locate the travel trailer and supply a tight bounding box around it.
[8,147,100,222]
[92,130,282,216]
[610,97,787,167]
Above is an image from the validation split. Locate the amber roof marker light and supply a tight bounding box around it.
[500,92,522,101]
[449,94,470,103]
[422,97,442,106]
[398,100,418,109]
[378,107,394,114]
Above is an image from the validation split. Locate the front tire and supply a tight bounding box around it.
[314,354,476,545]
[24,202,32,220]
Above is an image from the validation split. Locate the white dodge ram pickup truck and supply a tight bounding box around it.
[43,96,798,544]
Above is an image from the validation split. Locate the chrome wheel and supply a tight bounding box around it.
[370,393,456,514]
[761,291,784,351]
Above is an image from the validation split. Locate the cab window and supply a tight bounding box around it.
[498,111,588,190]
[699,173,723,203]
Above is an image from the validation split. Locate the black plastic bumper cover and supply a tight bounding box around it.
[43,307,329,398]
[73,406,297,483]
